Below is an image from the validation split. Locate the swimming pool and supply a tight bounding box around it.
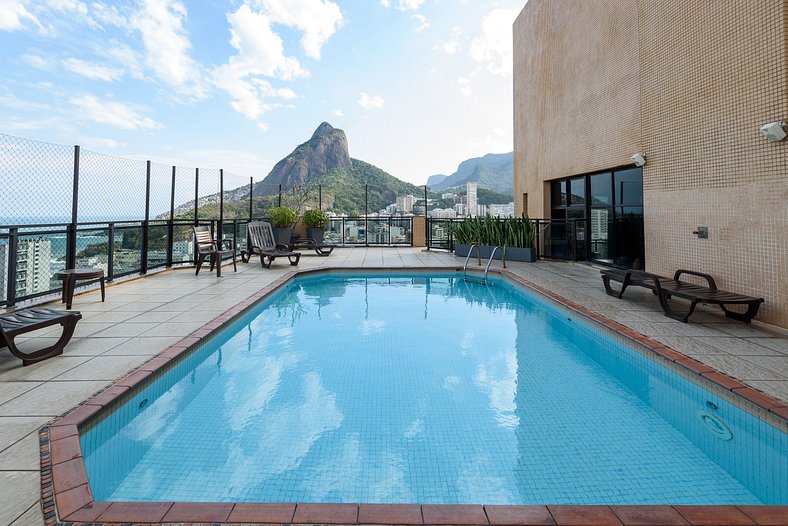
[79,272,788,505]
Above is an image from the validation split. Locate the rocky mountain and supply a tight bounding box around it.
[253,122,352,196]
[427,152,514,196]
[169,122,426,218]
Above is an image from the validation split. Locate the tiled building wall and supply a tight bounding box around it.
[513,0,788,327]
[639,0,788,327]
[513,0,640,218]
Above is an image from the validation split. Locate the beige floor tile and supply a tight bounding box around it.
[92,322,160,338]
[0,356,91,382]
[0,382,42,406]
[9,501,44,526]
[0,417,49,450]
[0,380,109,416]
[55,355,147,381]
[0,431,40,470]
[102,336,182,356]
[0,472,40,525]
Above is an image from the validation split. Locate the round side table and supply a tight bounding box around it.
[55,268,105,310]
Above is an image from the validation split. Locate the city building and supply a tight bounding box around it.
[466,182,478,217]
[454,203,466,217]
[513,0,787,327]
[488,203,515,217]
[396,195,416,213]
[0,237,54,298]
[428,208,457,219]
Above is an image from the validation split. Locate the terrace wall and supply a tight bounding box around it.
[513,0,788,327]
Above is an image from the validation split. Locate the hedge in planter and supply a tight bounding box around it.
[269,206,298,245]
[451,215,536,262]
[303,209,330,245]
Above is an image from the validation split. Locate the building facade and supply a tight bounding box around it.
[514,0,788,327]
[466,182,478,217]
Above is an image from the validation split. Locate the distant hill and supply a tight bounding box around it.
[426,174,449,188]
[428,152,513,196]
[169,122,426,218]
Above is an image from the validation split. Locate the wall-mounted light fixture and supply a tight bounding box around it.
[630,152,646,167]
[760,121,786,142]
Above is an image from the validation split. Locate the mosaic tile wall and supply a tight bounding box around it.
[513,0,788,327]
[513,0,641,217]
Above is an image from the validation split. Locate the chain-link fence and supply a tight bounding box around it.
[0,131,429,308]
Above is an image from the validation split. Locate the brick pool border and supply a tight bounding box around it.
[40,266,788,526]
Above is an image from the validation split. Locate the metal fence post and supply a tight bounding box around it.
[6,228,18,307]
[67,145,80,269]
[424,185,429,249]
[319,185,322,210]
[248,177,253,221]
[141,160,151,274]
[218,169,224,242]
[364,184,368,247]
[278,184,282,207]
[166,166,175,267]
[194,168,199,225]
[107,223,115,282]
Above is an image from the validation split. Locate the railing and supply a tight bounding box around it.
[325,217,413,246]
[425,217,580,262]
[0,219,254,308]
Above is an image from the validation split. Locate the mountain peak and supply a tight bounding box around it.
[311,122,336,139]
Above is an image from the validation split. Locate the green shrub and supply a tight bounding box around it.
[303,209,330,228]
[269,206,298,228]
[451,214,535,248]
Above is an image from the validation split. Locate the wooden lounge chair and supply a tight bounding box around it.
[289,234,335,256]
[601,268,764,323]
[240,221,301,269]
[0,307,82,365]
[194,225,237,277]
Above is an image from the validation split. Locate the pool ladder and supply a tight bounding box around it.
[463,245,506,284]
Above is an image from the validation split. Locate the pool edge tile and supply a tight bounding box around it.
[547,505,623,526]
[610,506,689,525]
[292,503,359,524]
[227,502,296,523]
[358,503,424,525]
[484,505,555,525]
[422,504,489,525]
[674,506,756,526]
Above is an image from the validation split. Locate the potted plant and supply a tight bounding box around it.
[451,214,536,262]
[268,206,298,245]
[303,209,330,245]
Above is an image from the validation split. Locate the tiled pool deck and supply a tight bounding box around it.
[1,248,787,526]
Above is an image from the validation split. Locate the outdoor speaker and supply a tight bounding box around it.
[630,152,646,167]
[760,121,787,142]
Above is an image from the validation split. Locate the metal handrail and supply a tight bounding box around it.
[463,244,506,284]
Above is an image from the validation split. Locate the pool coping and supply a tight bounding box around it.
[39,266,788,526]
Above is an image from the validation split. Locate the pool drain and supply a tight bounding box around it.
[699,411,733,441]
[138,398,149,410]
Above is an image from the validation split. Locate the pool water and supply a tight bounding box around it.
[81,273,788,504]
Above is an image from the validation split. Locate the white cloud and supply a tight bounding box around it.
[131,0,207,99]
[69,94,162,130]
[213,4,309,120]
[63,58,123,82]
[0,1,40,31]
[358,92,384,110]
[99,43,146,80]
[22,53,53,70]
[469,9,517,78]
[331,109,344,117]
[392,0,425,11]
[258,0,343,59]
[411,14,429,32]
[441,26,462,55]
[379,0,390,7]
[458,76,472,97]
[91,2,128,28]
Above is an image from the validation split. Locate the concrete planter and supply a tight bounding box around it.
[306,227,325,245]
[272,226,293,246]
[454,244,536,262]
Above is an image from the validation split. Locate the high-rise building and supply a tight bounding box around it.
[14,237,53,297]
[466,182,478,217]
[396,195,416,213]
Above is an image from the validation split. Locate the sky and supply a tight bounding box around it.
[0,0,525,187]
